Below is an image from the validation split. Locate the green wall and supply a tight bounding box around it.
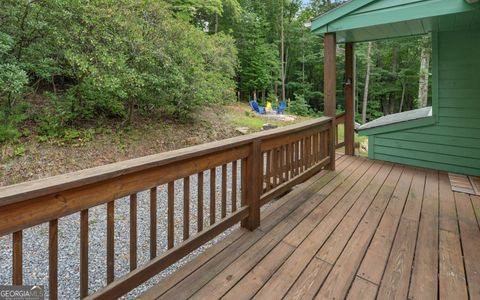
[367,28,480,176]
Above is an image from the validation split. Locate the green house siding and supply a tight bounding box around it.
[368,28,480,176]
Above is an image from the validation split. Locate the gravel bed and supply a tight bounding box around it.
[0,162,250,299]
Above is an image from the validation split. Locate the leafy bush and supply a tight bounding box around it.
[289,94,312,116]
[0,0,239,133]
[0,101,30,143]
[0,124,20,143]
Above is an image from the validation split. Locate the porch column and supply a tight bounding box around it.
[344,42,355,156]
[324,32,336,170]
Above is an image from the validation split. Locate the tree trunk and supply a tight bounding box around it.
[418,39,430,108]
[355,53,359,115]
[389,46,399,114]
[124,98,135,126]
[214,14,219,33]
[280,1,286,101]
[362,42,373,124]
[399,82,406,113]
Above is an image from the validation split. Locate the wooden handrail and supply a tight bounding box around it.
[0,117,331,208]
[0,116,334,299]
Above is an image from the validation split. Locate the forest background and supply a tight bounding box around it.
[0,0,431,143]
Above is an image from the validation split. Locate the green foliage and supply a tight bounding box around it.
[0,124,20,143]
[14,145,26,157]
[356,36,429,121]
[0,0,238,141]
[0,31,29,120]
[0,0,432,145]
[0,101,29,143]
[289,94,312,116]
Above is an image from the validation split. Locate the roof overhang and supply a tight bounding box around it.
[311,0,480,43]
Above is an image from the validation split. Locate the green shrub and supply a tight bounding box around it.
[289,94,312,116]
[0,0,238,128]
[14,145,25,157]
[0,124,20,143]
[62,128,80,141]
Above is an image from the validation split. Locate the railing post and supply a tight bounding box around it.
[242,140,261,230]
[324,32,337,170]
[328,119,336,170]
[345,42,355,156]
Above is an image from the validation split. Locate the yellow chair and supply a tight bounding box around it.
[266,101,272,112]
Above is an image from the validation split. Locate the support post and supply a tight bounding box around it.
[324,32,337,170]
[242,140,261,230]
[345,42,355,156]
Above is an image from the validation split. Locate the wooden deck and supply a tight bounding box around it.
[140,155,480,300]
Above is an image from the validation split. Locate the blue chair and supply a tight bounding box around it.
[275,101,287,114]
[250,101,266,114]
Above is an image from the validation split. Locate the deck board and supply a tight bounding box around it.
[409,171,439,300]
[376,169,425,300]
[455,192,480,300]
[139,156,478,300]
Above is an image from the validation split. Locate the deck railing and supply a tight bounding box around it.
[335,112,346,149]
[0,117,334,299]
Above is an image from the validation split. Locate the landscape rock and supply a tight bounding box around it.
[235,127,250,135]
[262,124,278,131]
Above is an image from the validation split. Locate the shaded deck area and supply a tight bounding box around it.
[140,155,480,300]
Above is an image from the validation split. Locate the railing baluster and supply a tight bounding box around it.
[221,164,227,218]
[314,132,319,163]
[150,188,157,260]
[289,143,293,178]
[283,145,287,182]
[241,158,247,207]
[292,142,295,176]
[272,148,278,188]
[307,136,311,168]
[232,161,237,212]
[321,131,327,159]
[299,140,303,173]
[293,141,298,177]
[304,138,308,170]
[278,147,283,184]
[80,209,88,298]
[312,134,316,164]
[278,145,285,184]
[130,194,137,271]
[106,201,115,284]
[197,172,204,232]
[265,151,271,192]
[12,230,22,285]
[183,177,190,241]
[49,220,58,300]
[240,158,248,228]
[305,138,309,170]
[168,182,175,249]
[210,168,216,225]
[286,143,291,181]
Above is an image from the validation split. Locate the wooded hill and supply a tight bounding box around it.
[0,0,431,143]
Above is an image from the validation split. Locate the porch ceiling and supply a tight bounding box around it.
[311,0,480,43]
